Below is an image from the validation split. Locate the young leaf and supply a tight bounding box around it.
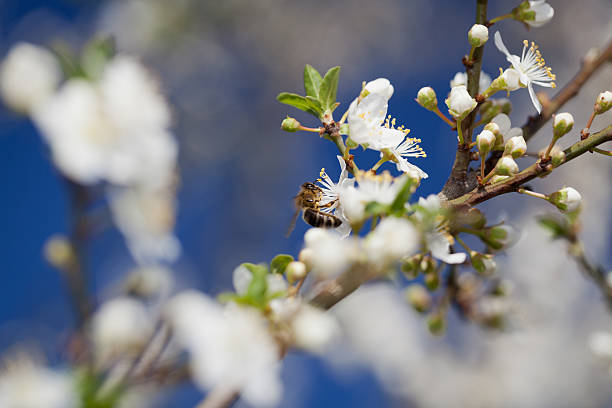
[277,92,321,117]
[319,66,341,111]
[244,263,269,307]
[303,64,323,100]
[305,96,323,113]
[270,254,294,275]
[390,177,414,215]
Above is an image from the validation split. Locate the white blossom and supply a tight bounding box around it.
[166,291,282,407]
[303,228,359,277]
[386,136,428,179]
[316,156,355,236]
[553,112,574,138]
[90,297,154,361]
[522,1,554,28]
[445,85,477,119]
[339,171,410,224]
[269,298,340,354]
[109,186,180,265]
[589,331,612,359]
[494,31,556,113]
[123,266,174,299]
[347,78,407,150]
[33,55,177,188]
[0,355,77,408]
[476,129,496,155]
[0,43,61,113]
[427,232,467,264]
[491,113,524,145]
[232,264,288,296]
[450,71,492,94]
[363,217,419,265]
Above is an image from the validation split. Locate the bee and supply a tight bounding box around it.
[286,182,341,236]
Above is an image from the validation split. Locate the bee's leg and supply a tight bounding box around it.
[319,199,338,209]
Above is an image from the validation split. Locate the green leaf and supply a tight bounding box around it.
[364,201,388,216]
[303,64,323,99]
[270,254,294,275]
[81,35,116,80]
[537,215,569,239]
[305,96,323,113]
[319,66,341,111]
[277,92,321,117]
[244,263,269,307]
[390,177,415,215]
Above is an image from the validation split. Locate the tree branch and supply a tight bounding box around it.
[447,123,612,208]
[440,0,487,200]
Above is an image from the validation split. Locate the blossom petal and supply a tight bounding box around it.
[527,83,542,113]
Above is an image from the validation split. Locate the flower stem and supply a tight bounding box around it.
[543,136,559,159]
[454,235,471,253]
[468,46,476,62]
[592,147,612,156]
[434,106,456,127]
[488,13,513,24]
[480,156,486,180]
[298,125,322,132]
[371,158,387,172]
[517,188,550,201]
[457,119,465,144]
[480,166,496,185]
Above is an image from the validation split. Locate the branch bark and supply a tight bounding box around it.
[440,0,488,200]
[447,123,612,208]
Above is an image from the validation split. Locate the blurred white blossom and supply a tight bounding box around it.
[109,186,181,265]
[166,291,282,407]
[363,217,419,266]
[33,55,177,188]
[0,43,61,113]
[0,355,77,408]
[90,296,154,362]
[303,228,360,277]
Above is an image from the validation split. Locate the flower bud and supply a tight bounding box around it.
[504,135,527,158]
[401,254,422,279]
[44,235,74,269]
[594,91,612,115]
[281,116,301,132]
[514,1,554,28]
[285,261,307,283]
[495,156,519,176]
[549,145,566,167]
[481,225,518,250]
[483,122,500,137]
[498,98,512,114]
[445,85,477,119]
[416,87,438,111]
[427,313,445,336]
[470,251,497,276]
[424,271,440,290]
[549,187,582,213]
[298,248,315,270]
[420,255,437,276]
[405,285,431,313]
[552,112,574,139]
[476,129,496,156]
[468,24,489,47]
[489,69,520,93]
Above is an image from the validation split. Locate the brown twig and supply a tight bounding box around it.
[447,123,612,209]
[440,0,487,201]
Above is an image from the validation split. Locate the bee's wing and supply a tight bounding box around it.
[286,208,301,238]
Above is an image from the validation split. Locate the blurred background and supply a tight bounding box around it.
[1,0,612,406]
